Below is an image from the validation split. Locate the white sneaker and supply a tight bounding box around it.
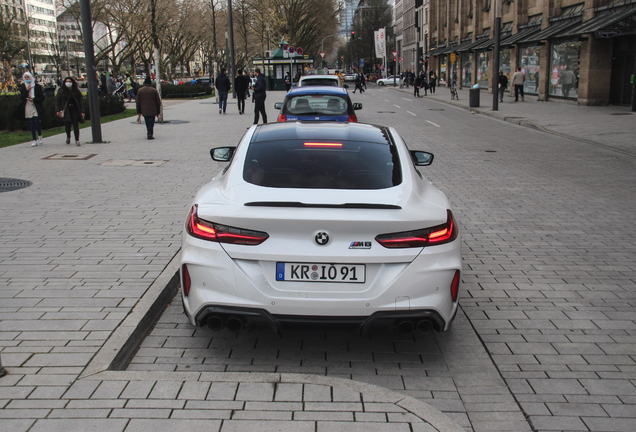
[75,141,81,147]
[38,136,43,145]
[31,140,37,147]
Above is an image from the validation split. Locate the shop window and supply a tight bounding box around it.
[519,46,540,95]
[549,41,580,99]
[477,51,490,89]
[461,52,472,87]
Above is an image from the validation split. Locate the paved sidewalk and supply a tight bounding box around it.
[2,89,635,432]
[0,96,464,432]
[385,84,636,155]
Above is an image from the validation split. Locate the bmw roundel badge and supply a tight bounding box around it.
[315,232,329,245]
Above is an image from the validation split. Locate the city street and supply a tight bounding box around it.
[1,87,635,432]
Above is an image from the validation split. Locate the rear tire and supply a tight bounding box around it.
[378,81,385,86]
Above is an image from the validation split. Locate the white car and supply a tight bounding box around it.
[376,76,402,86]
[181,122,461,335]
[298,74,343,87]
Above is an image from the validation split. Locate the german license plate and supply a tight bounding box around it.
[276,263,365,283]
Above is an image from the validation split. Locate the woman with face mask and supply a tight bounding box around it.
[55,77,85,146]
[16,71,45,147]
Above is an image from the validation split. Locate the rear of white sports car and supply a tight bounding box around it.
[181,122,461,335]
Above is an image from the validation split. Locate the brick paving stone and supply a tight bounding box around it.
[29,418,128,432]
[124,419,222,432]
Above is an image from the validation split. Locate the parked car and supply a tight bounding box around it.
[297,75,344,88]
[273,86,362,122]
[376,76,402,86]
[180,121,461,335]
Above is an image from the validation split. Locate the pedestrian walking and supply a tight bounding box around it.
[55,76,85,146]
[429,72,437,94]
[284,72,291,92]
[100,72,107,94]
[125,74,136,102]
[414,73,421,97]
[106,73,116,95]
[215,67,230,114]
[135,77,161,140]
[512,67,526,102]
[252,67,267,125]
[16,71,45,147]
[235,69,250,115]
[353,74,365,93]
[420,72,429,95]
[498,70,508,103]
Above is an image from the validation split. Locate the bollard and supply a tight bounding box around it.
[0,352,6,377]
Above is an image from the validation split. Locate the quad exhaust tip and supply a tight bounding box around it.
[397,319,434,335]
[207,315,244,332]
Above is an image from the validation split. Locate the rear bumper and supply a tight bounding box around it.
[190,301,451,335]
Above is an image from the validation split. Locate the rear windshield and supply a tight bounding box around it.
[300,78,339,87]
[284,95,348,116]
[243,139,402,189]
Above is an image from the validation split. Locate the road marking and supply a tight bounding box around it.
[384,99,390,102]
[402,98,412,101]
[394,104,401,109]
[407,111,416,116]
[426,120,441,127]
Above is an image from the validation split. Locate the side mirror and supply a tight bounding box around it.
[343,84,349,89]
[211,146,236,162]
[353,103,362,110]
[274,102,283,110]
[410,150,434,166]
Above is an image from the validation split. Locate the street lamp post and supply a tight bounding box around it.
[492,0,502,111]
[227,0,236,99]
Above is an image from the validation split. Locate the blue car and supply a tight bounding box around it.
[274,86,362,122]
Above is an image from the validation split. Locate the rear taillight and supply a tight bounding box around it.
[186,205,269,245]
[375,210,458,248]
[277,114,287,122]
[451,270,460,302]
[348,114,357,122]
[182,264,191,297]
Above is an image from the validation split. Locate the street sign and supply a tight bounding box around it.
[392,51,398,59]
[289,46,295,54]
[283,44,288,51]
[319,52,326,59]
[296,47,303,55]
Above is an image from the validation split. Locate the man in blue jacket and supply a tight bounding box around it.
[215,68,231,114]
[252,67,267,124]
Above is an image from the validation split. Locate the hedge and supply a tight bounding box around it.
[0,93,125,132]
[158,83,214,98]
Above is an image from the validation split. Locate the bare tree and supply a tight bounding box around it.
[1,6,28,84]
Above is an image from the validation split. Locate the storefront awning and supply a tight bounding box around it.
[514,18,583,43]
[558,8,636,39]
[449,39,478,53]
[427,44,448,56]
[456,37,489,52]
[500,26,542,46]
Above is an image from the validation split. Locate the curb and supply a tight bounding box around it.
[80,251,181,378]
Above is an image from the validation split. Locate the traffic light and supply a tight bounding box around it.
[351,31,355,40]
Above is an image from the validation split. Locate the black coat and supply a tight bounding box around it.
[15,83,45,121]
[56,87,85,123]
[234,74,249,96]
[215,73,231,92]
[253,74,266,98]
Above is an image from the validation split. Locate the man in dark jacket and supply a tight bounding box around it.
[136,77,161,139]
[252,67,267,125]
[215,68,231,114]
[234,69,250,115]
